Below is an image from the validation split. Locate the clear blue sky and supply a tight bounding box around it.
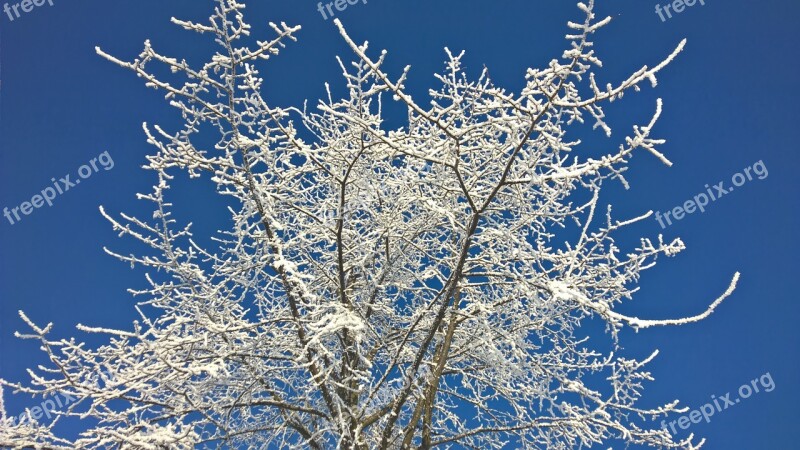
[1,0,798,448]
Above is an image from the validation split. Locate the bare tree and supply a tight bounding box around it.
[1,0,738,448]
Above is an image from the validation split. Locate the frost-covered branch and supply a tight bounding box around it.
[1,1,735,448]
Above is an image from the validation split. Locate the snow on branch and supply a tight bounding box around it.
[2,1,732,449]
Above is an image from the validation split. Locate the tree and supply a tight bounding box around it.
[0,0,739,448]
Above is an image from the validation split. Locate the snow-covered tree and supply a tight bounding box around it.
[1,0,739,448]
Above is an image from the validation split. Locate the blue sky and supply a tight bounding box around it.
[1,0,798,448]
